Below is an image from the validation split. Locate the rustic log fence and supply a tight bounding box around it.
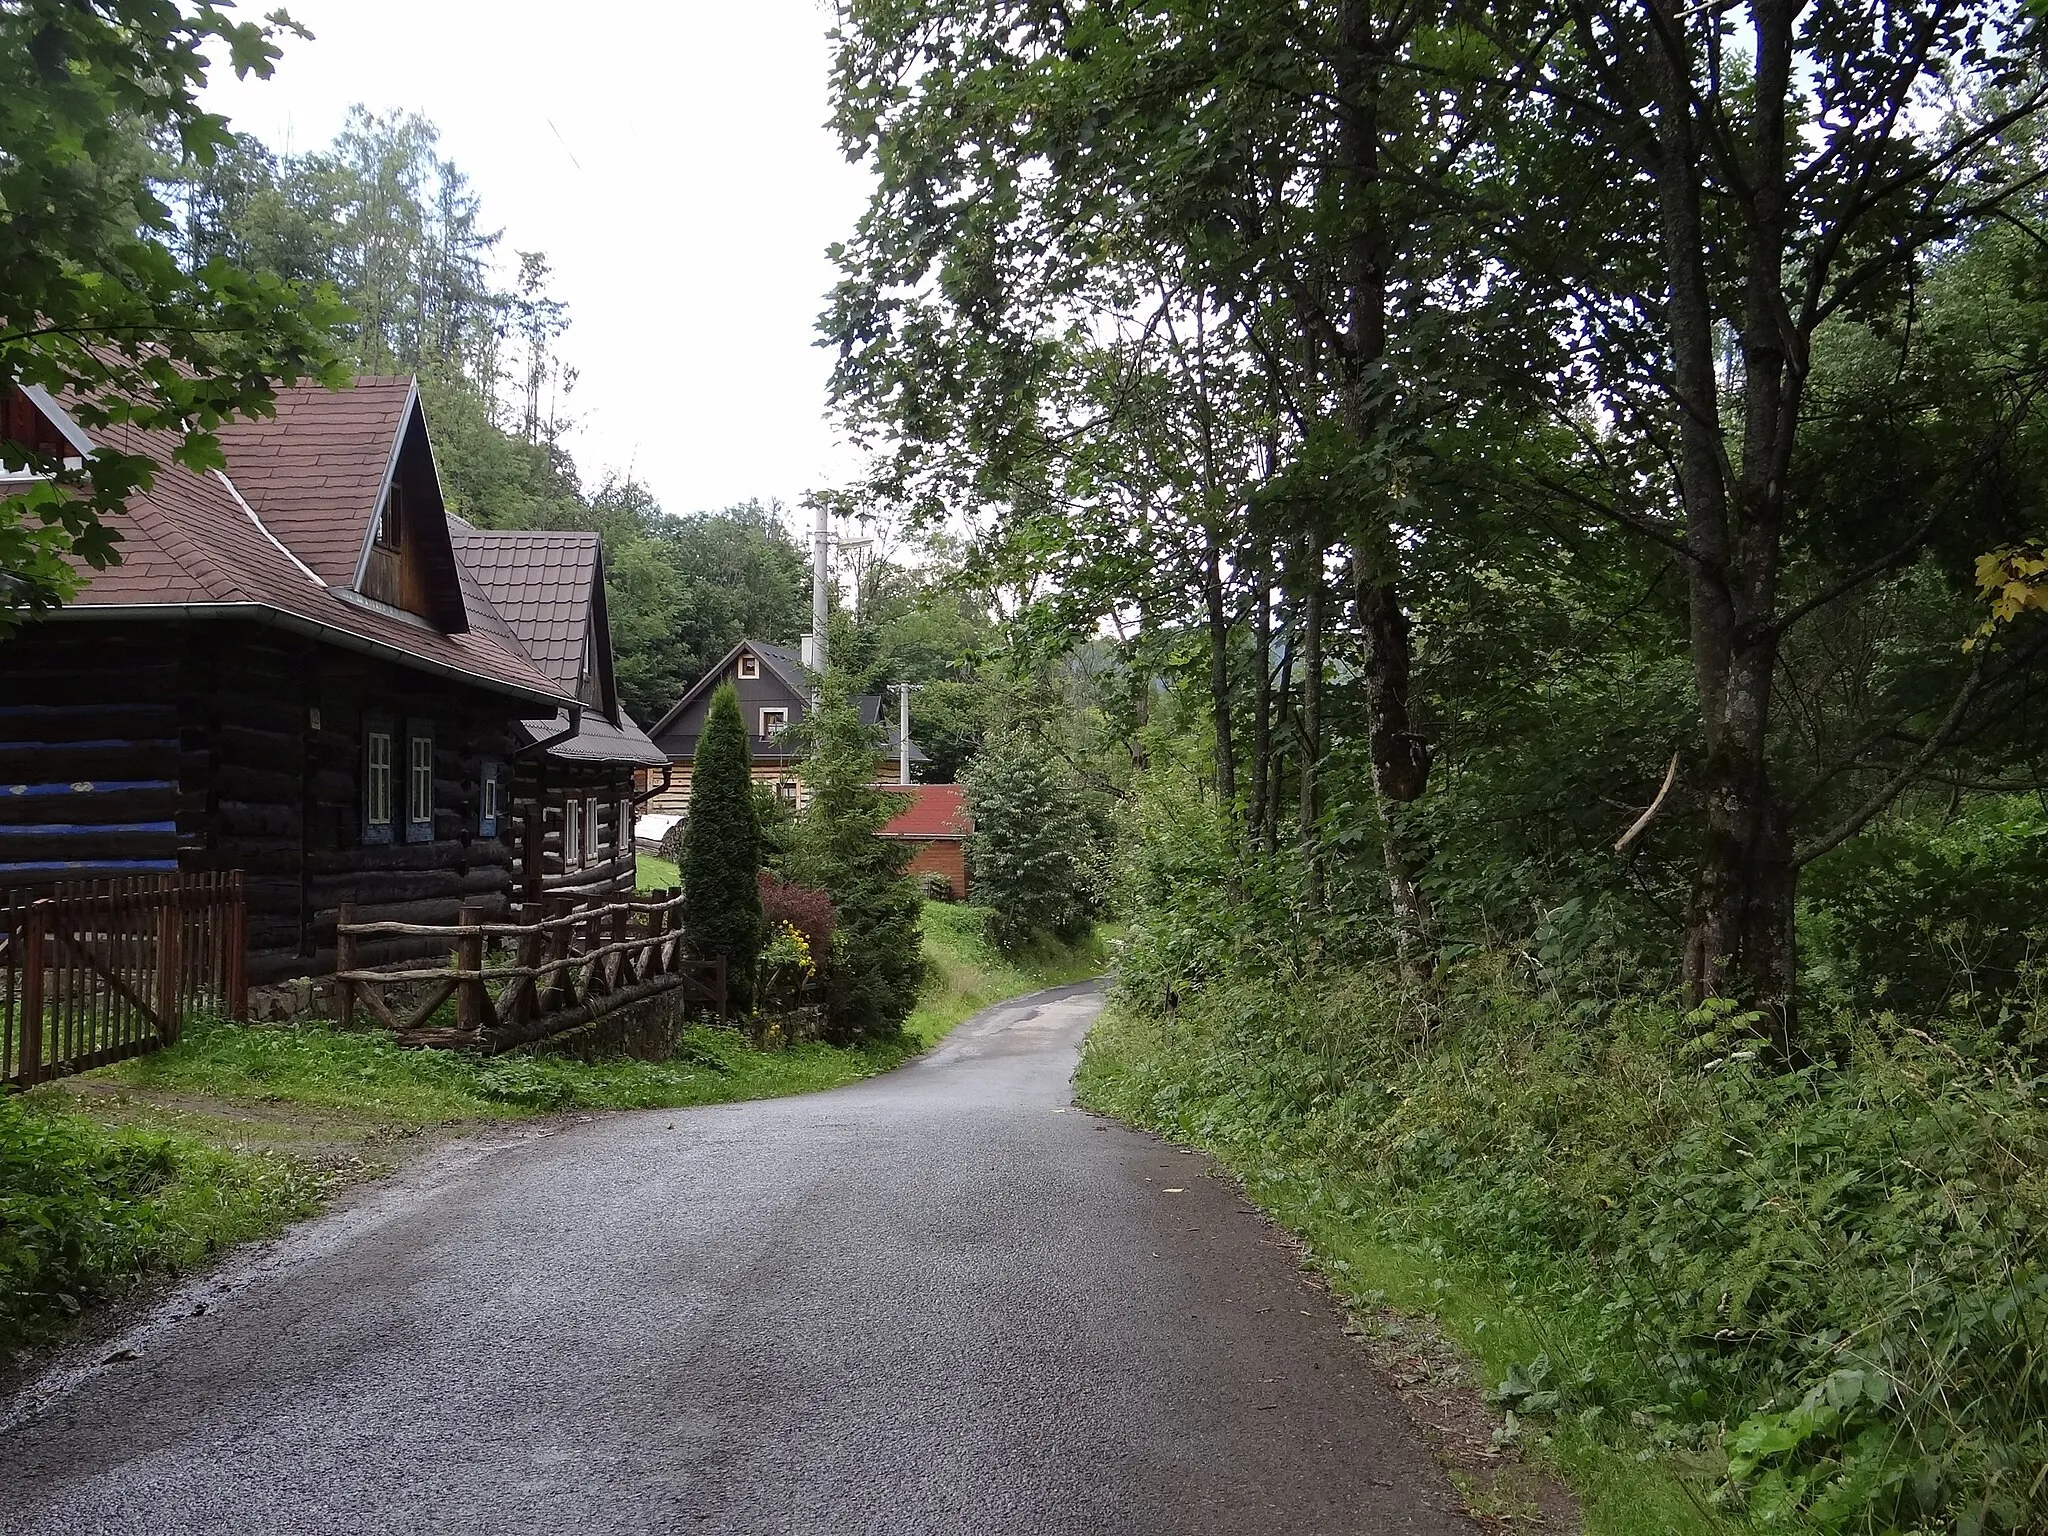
[1,872,248,1089]
[333,887,727,1051]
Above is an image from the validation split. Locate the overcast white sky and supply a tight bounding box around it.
[201,0,872,528]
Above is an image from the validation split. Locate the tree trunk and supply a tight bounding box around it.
[1251,543,1273,847]
[1203,529,1238,811]
[1645,0,1801,1040]
[1355,544,1434,942]
[1334,0,1432,945]
[1297,547,1326,910]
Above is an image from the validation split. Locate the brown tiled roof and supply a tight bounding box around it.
[518,709,669,767]
[50,414,571,707]
[879,784,970,839]
[445,526,598,690]
[212,377,415,585]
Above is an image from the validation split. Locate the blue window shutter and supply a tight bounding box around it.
[363,714,395,846]
[405,720,435,844]
[478,759,500,838]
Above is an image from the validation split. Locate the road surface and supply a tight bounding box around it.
[2,982,1471,1535]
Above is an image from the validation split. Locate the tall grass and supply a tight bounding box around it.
[1079,964,2048,1536]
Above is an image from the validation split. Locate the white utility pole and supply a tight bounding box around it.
[896,683,914,785]
[806,502,829,686]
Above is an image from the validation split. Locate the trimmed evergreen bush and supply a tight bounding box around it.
[684,682,763,1011]
[794,675,925,1043]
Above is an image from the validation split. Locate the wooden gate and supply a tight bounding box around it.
[0,872,248,1089]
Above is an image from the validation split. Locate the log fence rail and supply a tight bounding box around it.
[334,887,727,1050]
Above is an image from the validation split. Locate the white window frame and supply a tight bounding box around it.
[759,707,789,738]
[737,653,760,680]
[585,796,602,860]
[366,731,393,832]
[408,733,434,834]
[564,796,583,869]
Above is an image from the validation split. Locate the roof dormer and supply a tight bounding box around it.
[350,390,470,632]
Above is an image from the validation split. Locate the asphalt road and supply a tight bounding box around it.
[1,982,1472,1536]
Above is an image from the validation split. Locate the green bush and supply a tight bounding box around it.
[962,728,1095,950]
[1802,799,2048,1034]
[0,1094,318,1355]
[684,681,764,1011]
[794,673,925,1042]
[1082,967,2048,1534]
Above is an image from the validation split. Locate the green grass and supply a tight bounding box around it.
[1078,1001,1739,1536]
[907,902,1112,1045]
[94,1016,915,1121]
[0,1091,325,1357]
[636,852,679,890]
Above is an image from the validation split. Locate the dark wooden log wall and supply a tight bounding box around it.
[0,619,527,984]
[506,758,636,911]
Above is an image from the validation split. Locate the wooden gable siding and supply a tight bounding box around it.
[354,406,468,630]
[3,388,75,460]
[650,652,808,762]
[0,618,523,984]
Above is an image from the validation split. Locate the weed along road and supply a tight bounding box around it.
[1,984,1471,1536]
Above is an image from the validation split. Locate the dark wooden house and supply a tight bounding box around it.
[0,378,578,983]
[447,524,667,906]
[641,639,926,822]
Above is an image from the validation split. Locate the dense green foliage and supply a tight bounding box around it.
[795,676,927,1042]
[962,730,1094,949]
[1093,780,2048,1532]
[685,684,765,1010]
[1083,964,2048,1534]
[823,5,2048,1524]
[1,0,347,625]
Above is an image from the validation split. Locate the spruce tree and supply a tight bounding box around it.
[793,674,925,1042]
[684,682,763,1011]
[962,730,1091,950]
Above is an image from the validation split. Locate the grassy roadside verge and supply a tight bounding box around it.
[1077,1000,1740,1536]
[907,900,1112,1045]
[3,900,1101,1363]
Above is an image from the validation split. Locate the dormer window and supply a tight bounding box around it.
[377,484,402,550]
[737,652,759,680]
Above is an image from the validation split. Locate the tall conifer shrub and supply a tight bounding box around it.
[962,731,1092,950]
[794,675,925,1042]
[684,682,763,1010]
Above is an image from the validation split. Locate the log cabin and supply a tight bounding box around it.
[447,523,667,907]
[639,639,927,822]
[0,376,643,985]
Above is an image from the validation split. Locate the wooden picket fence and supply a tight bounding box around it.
[333,887,727,1052]
[1,872,248,1089]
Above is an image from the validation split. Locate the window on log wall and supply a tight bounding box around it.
[565,796,582,869]
[479,761,501,838]
[406,725,434,843]
[364,720,394,846]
